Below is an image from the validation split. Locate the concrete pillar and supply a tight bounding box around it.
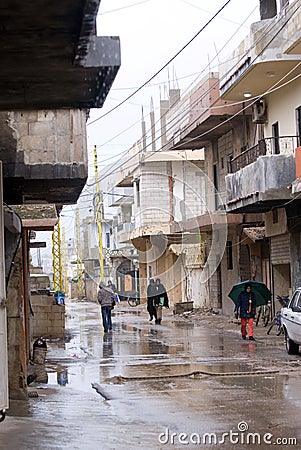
[259,0,277,20]
[160,100,169,150]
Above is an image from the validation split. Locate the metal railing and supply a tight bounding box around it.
[228,136,299,174]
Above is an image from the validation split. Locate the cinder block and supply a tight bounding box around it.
[173,301,194,315]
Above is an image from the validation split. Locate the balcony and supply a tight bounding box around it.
[105,248,136,259]
[226,137,297,213]
[107,187,134,207]
[228,136,299,173]
[166,72,246,150]
[117,222,135,244]
[220,2,301,101]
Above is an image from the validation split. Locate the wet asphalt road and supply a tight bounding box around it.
[1,298,301,449]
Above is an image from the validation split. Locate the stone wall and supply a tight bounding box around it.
[30,294,65,339]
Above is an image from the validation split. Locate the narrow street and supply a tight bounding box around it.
[1,298,301,450]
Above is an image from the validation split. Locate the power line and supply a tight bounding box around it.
[98,0,152,16]
[87,0,232,126]
[88,1,300,192]
[88,4,258,184]
[89,4,257,166]
[92,61,301,190]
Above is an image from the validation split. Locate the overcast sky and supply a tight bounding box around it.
[86,0,260,174]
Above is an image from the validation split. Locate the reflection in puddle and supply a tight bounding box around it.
[174,322,195,328]
[47,370,68,386]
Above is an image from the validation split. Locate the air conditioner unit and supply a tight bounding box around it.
[252,99,267,124]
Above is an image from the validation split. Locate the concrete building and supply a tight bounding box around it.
[221,0,301,305]
[167,0,301,315]
[165,72,253,315]
[0,0,120,417]
[102,123,206,307]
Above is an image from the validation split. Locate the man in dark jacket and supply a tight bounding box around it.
[98,282,115,333]
[147,279,157,321]
[234,283,256,341]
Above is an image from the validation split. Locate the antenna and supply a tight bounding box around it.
[174,69,179,90]
[167,67,170,91]
[150,97,156,151]
[141,106,146,150]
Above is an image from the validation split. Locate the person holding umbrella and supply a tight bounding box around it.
[234,283,256,341]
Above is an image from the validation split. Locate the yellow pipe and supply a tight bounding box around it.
[94,145,104,281]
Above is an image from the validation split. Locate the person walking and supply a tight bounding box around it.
[147,279,157,321]
[234,283,256,341]
[98,282,115,333]
[107,280,116,292]
[154,278,169,324]
[107,279,120,303]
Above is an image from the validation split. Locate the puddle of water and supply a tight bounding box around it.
[47,371,69,386]
[120,360,262,379]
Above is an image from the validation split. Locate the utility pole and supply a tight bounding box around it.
[61,226,68,295]
[52,219,62,292]
[94,145,104,281]
[75,208,85,297]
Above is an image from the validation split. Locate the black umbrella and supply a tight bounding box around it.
[228,280,271,307]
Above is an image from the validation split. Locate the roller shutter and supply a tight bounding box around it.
[270,234,290,264]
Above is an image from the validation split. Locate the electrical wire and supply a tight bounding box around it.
[98,0,152,16]
[89,3,258,173]
[91,3,301,185]
[77,1,298,232]
[89,4,266,180]
[87,0,232,126]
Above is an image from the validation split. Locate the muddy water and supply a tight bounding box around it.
[1,298,301,449]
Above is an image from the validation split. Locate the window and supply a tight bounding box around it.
[272,209,278,224]
[296,293,301,309]
[106,232,110,248]
[213,164,219,210]
[296,106,301,146]
[226,241,233,270]
[227,155,233,174]
[289,291,299,309]
[136,180,140,207]
[292,291,301,308]
[272,122,280,154]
